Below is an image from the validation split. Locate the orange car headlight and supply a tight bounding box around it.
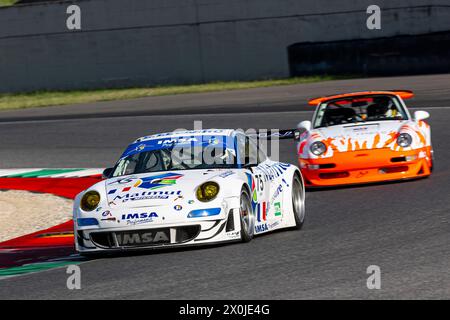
[310,141,327,156]
[397,133,412,147]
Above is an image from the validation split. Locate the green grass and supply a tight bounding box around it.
[0,0,18,7]
[0,76,346,111]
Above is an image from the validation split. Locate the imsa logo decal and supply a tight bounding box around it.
[255,223,268,233]
[117,231,170,245]
[121,212,158,220]
[121,212,159,226]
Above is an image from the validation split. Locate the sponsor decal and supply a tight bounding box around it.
[352,126,369,132]
[256,202,267,223]
[101,217,116,222]
[174,205,182,211]
[108,173,183,194]
[270,185,283,206]
[255,223,268,234]
[174,194,184,201]
[226,231,240,238]
[256,163,291,182]
[188,200,195,204]
[274,202,282,217]
[157,137,197,147]
[102,210,112,217]
[113,190,182,203]
[101,210,116,221]
[117,231,169,245]
[131,173,183,190]
[108,178,135,186]
[121,212,158,226]
[268,221,280,229]
[218,171,235,178]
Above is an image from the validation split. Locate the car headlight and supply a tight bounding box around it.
[397,133,412,147]
[80,191,101,211]
[310,141,327,156]
[196,182,220,202]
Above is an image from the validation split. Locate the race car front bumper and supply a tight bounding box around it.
[75,208,241,254]
[299,147,432,187]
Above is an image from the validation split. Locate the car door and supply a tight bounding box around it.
[237,133,281,233]
[247,136,279,232]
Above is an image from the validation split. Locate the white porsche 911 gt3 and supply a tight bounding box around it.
[73,129,305,254]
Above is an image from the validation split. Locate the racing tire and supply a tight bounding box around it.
[291,174,306,230]
[239,187,255,242]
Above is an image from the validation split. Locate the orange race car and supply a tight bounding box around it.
[296,90,433,187]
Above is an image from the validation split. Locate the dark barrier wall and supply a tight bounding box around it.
[0,0,450,93]
[288,31,450,76]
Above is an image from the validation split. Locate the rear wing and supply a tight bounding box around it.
[308,90,414,106]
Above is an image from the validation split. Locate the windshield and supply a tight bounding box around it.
[313,95,408,128]
[112,136,237,177]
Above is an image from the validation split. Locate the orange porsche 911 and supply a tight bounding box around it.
[296,90,433,187]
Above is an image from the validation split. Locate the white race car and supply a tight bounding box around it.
[74,129,305,254]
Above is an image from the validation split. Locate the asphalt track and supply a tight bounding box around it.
[0,74,449,299]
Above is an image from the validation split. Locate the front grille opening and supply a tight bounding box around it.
[391,156,407,163]
[379,166,409,174]
[319,172,350,179]
[319,163,336,169]
[225,210,235,232]
[90,232,115,248]
[175,226,200,243]
[77,231,86,247]
[418,165,425,175]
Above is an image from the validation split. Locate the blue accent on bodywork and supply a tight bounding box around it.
[77,218,99,226]
[187,208,221,218]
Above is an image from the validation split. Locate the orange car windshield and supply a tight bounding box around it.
[313,95,408,128]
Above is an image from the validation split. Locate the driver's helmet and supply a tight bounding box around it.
[367,96,391,118]
[372,96,391,108]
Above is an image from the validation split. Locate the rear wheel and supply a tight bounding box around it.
[292,174,306,230]
[239,188,255,242]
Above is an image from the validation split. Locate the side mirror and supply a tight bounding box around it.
[297,120,312,132]
[414,110,430,122]
[102,167,114,179]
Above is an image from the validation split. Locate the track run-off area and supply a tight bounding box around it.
[0,75,449,299]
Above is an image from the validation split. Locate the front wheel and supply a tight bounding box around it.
[291,174,306,230]
[239,188,255,242]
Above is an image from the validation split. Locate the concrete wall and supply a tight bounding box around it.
[0,0,449,92]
